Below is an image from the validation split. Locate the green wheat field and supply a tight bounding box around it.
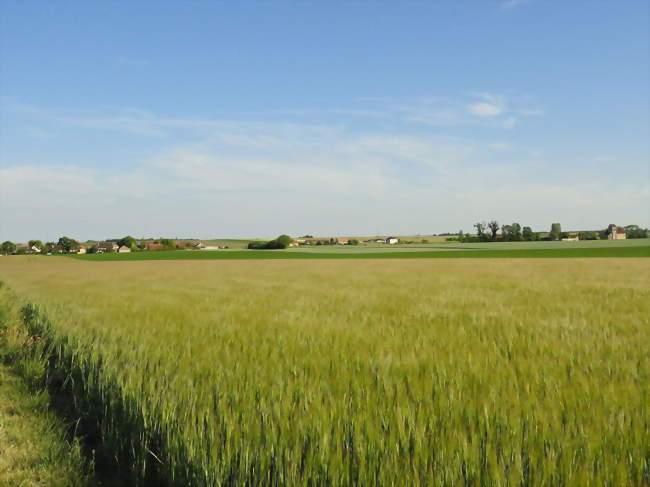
[1,256,648,486]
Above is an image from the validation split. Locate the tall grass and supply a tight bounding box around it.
[0,257,648,485]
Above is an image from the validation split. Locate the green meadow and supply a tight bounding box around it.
[69,242,650,261]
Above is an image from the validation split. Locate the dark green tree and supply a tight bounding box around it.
[474,222,486,241]
[57,236,79,253]
[117,236,137,249]
[510,223,522,241]
[276,235,293,248]
[522,226,534,241]
[487,221,499,241]
[1,241,16,255]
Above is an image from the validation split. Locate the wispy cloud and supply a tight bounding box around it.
[466,93,506,117]
[1,106,647,241]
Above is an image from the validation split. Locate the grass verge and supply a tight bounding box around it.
[0,284,91,487]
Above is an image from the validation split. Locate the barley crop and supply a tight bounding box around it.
[0,257,648,486]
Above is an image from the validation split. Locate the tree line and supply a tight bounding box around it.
[455,222,648,243]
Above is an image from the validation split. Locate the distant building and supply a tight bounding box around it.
[145,242,164,251]
[117,245,131,253]
[29,245,41,253]
[336,238,349,245]
[562,233,580,241]
[607,224,626,240]
[386,237,399,244]
[95,242,119,253]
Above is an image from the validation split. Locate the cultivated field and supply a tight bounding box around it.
[0,257,648,485]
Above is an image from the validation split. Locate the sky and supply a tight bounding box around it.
[1,0,648,242]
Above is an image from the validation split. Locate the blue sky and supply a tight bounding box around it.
[1,0,648,241]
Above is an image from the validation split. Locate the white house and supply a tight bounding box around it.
[386,237,399,244]
[117,245,131,253]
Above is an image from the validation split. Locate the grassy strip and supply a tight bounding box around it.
[69,245,650,261]
[0,285,91,487]
[0,284,179,485]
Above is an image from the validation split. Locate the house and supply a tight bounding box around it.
[386,237,399,245]
[95,242,119,253]
[29,245,41,253]
[144,242,164,251]
[117,245,131,253]
[336,238,349,245]
[562,233,580,241]
[607,224,626,240]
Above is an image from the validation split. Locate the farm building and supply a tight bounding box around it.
[562,233,580,241]
[386,237,399,244]
[607,224,626,240]
[336,238,349,245]
[117,245,131,253]
[29,245,41,253]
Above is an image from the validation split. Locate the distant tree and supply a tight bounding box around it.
[28,239,44,251]
[510,223,522,241]
[348,239,359,246]
[1,241,16,255]
[458,230,464,243]
[248,235,293,250]
[117,236,137,249]
[57,236,79,253]
[276,235,293,248]
[474,222,486,241]
[579,231,599,240]
[625,226,648,238]
[487,221,499,241]
[549,223,562,241]
[44,242,56,254]
[160,238,175,249]
[522,226,534,241]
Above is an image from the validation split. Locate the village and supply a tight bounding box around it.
[0,223,642,257]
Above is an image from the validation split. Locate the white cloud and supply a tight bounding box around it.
[466,92,508,117]
[467,102,504,117]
